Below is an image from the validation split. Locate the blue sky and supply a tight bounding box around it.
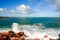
[0,0,60,17]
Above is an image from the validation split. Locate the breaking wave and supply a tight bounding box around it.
[0,23,60,39]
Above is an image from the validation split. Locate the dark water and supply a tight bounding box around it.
[0,17,60,28]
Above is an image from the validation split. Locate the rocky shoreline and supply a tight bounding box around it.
[0,30,28,40]
[0,30,60,40]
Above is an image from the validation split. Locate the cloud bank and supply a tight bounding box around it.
[0,0,60,17]
[45,0,60,11]
[0,8,6,12]
[10,4,33,14]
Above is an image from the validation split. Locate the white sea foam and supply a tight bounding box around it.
[12,23,20,33]
[11,23,60,39]
[0,23,60,39]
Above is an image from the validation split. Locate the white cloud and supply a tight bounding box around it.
[0,8,5,12]
[16,4,31,14]
[0,4,34,15]
[0,8,7,14]
[9,4,33,14]
[46,0,60,11]
[16,4,30,10]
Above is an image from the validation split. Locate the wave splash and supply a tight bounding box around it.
[0,23,60,39]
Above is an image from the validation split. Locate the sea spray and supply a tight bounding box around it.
[12,23,20,33]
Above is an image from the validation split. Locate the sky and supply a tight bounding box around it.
[0,0,60,17]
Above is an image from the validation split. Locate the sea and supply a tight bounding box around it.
[0,17,60,39]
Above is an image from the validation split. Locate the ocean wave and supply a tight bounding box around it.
[0,23,60,39]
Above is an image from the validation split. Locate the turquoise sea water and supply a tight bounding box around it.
[0,17,60,28]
